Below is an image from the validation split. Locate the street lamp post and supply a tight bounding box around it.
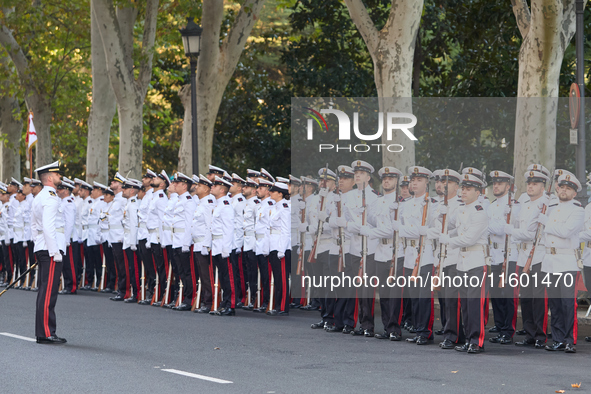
[179,17,203,175]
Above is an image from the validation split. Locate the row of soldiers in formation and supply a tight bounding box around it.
[1,160,590,353]
[0,166,292,317]
[294,161,589,354]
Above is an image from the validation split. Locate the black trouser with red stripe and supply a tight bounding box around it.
[382,257,405,336]
[460,266,489,347]
[2,241,13,282]
[243,250,258,305]
[111,243,127,297]
[490,261,518,338]
[13,241,26,283]
[410,263,436,340]
[442,265,465,344]
[151,243,167,300]
[35,250,63,338]
[519,264,548,342]
[502,261,519,338]
[334,253,359,328]
[62,244,78,292]
[256,254,270,307]
[316,251,330,322]
[195,251,212,307]
[27,241,35,285]
[230,249,245,305]
[269,250,290,313]
[85,244,102,288]
[102,242,116,290]
[548,270,579,345]
[139,239,156,295]
[358,254,377,332]
[213,254,235,310]
[71,241,83,283]
[323,252,339,325]
[124,248,140,299]
[173,248,193,305]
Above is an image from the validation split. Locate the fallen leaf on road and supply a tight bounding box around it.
[451,371,458,374]
[214,347,220,350]
[572,383,581,388]
[556,390,565,393]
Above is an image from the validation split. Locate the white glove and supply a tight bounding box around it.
[222,250,229,259]
[347,221,360,234]
[359,225,372,237]
[53,253,63,263]
[503,205,511,215]
[67,241,71,247]
[298,223,308,233]
[278,251,285,259]
[319,188,329,197]
[392,220,400,231]
[439,234,450,245]
[298,200,306,210]
[182,246,190,253]
[439,205,448,215]
[390,202,399,211]
[418,226,428,236]
[23,241,27,247]
[537,214,548,226]
[503,224,513,235]
[332,193,341,202]
[336,216,347,228]
[328,216,339,229]
[131,245,137,251]
[146,242,151,249]
[318,211,329,222]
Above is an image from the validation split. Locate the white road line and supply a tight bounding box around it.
[162,369,233,384]
[0,332,36,342]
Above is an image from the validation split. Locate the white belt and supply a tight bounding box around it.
[545,247,576,255]
[460,245,485,253]
[109,224,123,230]
[139,223,147,229]
[162,226,172,232]
[14,227,24,233]
[255,233,265,240]
[193,236,205,243]
[83,224,98,230]
[519,242,534,250]
[172,228,185,234]
[270,229,281,235]
[148,228,158,234]
[212,234,223,240]
[101,229,109,233]
[39,227,65,234]
[381,238,392,245]
[491,242,502,249]
[244,230,255,237]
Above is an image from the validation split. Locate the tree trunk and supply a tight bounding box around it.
[86,0,117,184]
[344,0,423,172]
[92,0,159,179]
[27,95,52,168]
[511,0,581,193]
[177,84,193,175]
[0,92,21,182]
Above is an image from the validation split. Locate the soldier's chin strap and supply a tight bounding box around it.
[0,263,38,298]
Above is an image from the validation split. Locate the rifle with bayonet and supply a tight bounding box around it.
[410,192,430,281]
[433,169,450,290]
[388,181,400,279]
[358,183,367,277]
[296,190,307,275]
[500,166,516,287]
[309,164,330,263]
[335,179,346,272]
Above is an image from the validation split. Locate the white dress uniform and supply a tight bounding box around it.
[231,193,247,252]
[211,193,235,310]
[172,191,195,251]
[137,188,153,243]
[243,196,260,253]
[269,197,291,313]
[23,193,34,244]
[192,194,215,255]
[61,195,76,250]
[255,197,275,256]
[148,189,168,246]
[161,192,178,249]
[108,192,126,245]
[122,194,140,298]
[8,193,18,242]
[398,193,438,270]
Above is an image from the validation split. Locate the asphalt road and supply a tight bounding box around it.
[1,289,590,393]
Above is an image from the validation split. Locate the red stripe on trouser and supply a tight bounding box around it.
[353,289,359,326]
[238,252,246,299]
[151,253,157,289]
[511,265,519,333]
[542,288,548,335]
[25,247,29,267]
[478,266,487,347]
[574,273,579,344]
[227,258,236,308]
[281,257,287,312]
[8,246,13,271]
[457,296,461,342]
[371,288,376,316]
[133,252,140,298]
[189,249,197,304]
[44,258,56,337]
[123,251,131,299]
[209,253,215,301]
[69,245,77,292]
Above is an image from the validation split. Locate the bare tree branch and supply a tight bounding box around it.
[343,0,379,54]
[0,22,36,95]
[511,0,531,38]
[560,0,587,51]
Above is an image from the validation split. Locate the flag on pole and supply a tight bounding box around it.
[26,112,37,152]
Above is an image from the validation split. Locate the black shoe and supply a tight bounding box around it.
[30,287,38,292]
[289,303,301,308]
[81,285,91,291]
[195,306,211,314]
[408,325,417,334]
[363,329,374,337]
[342,325,354,334]
[416,336,432,345]
[90,287,99,292]
[440,339,455,349]
[488,325,500,333]
[173,303,191,311]
[489,334,512,344]
[515,338,535,346]
[36,335,67,345]
[208,309,218,315]
[15,285,22,290]
[535,340,546,349]
[326,325,344,333]
[405,336,418,343]
[110,295,125,301]
[216,308,235,316]
[403,322,410,331]
[351,328,365,336]
[253,305,267,313]
[235,302,244,308]
[100,288,113,293]
[515,329,526,336]
[585,336,591,342]
[565,343,576,353]
[545,342,566,351]
[311,321,325,329]
[389,333,402,341]
[242,303,254,311]
[124,297,137,303]
[467,344,483,354]
[277,311,289,316]
[152,301,163,307]
[266,309,278,316]
[163,302,176,309]
[138,299,151,305]
[24,286,31,291]
[59,289,74,295]
[434,328,444,336]
[374,331,389,339]
[300,304,315,311]
[455,342,470,352]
